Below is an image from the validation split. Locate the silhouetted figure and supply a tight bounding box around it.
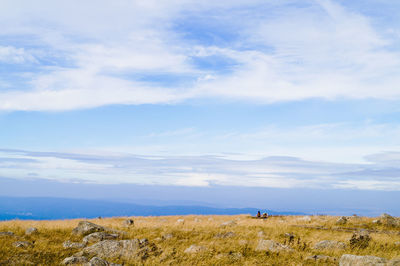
[257,211,261,218]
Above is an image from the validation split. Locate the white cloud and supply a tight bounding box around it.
[0,1,399,110]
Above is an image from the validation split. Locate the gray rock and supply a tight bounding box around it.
[388,258,400,266]
[395,241,400,247]
[83,232,119,244]
[255,239,294,252]
[215,232,236,239]
[257,231,265,238]
[350,230,371,249]
[0,231,14,237]
[25,227,38,235]
[63,240,87,249]
[13,241,33,248]
[72,221,105,236]
[83,256,122,266]
[372,219,382,225]
[184,244,207,254]
[380,213,399,227]
[297,216,312,222]
[336,216,348,225]
[339,254,387,266]
[62,256,89,265]
[78,239,156,260]
[314,240,347,250]
[122,219,134,227]
[176,219,185,224]
[220,220,237,227]
[162,233,173,240]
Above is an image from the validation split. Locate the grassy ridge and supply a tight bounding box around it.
[0,215,400,265]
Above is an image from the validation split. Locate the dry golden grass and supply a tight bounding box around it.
[1,215,400,265]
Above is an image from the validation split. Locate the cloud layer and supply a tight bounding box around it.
[0,0,400,110]
[1,148,400,190]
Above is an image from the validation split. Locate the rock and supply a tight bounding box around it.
[380,213,399,227]
[84,256,122,266]
[83,232,119,244]
[215,232,236,239]
[184,244,207,254]
[372,219,382,225]
[122,219,134,227]
[297,216,312,222]
[0,231,14,237]
[176,219,185,224]
[220,220,237,227]
[314,240,347,250]
[72,221,105,236]
[162,233,173,240]
[194,218,201,222]
[78,239,157,260]
[306,255,337,262]
[339,254,387,266]
[255,239,294,252]
[25,227,38,235]
[63,240,87,249]
[336,216,348,225]
[349,231,371,249]
[257,231,265,238]
[388,258,400,266]
[395,241,400,247]
[62,256,89,265]
[13,241,33,248]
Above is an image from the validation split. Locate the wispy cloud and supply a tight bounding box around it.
[0,1,399,110]
[1,148,400,190]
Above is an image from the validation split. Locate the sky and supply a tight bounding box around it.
[1,0,400,209]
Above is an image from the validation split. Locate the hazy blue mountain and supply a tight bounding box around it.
[0,196,304,220]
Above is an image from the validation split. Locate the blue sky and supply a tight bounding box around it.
[1,0,400,196]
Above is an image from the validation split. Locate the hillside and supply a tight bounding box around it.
[1,214,400,265]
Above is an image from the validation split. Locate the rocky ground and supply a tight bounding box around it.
[0,214,400,265]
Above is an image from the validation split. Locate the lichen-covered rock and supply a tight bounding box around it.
[336,216,348,225]
[184,244,207,254]
[13,241,33,248]
[84,256,122,266]
[215,232,236,239]
[256,239,294,252]
[349,231,371,249]
[388,258,400,266]
[339,254,386,266]
[314,240,346,250]
[220,220,237,227]
[25,227,38,235]
[83,232,119,244]
[72,221,105,236]
[0,231,14,237]
[63,240,87,249]
[122,219,134,227]
[380,213,399,227]
[62,256,89,265]
[78,239,157,260]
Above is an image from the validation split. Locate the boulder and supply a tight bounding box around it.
[13,241,33,248]
[220,220,237,227]
[62,256,89,265]
[83,232,119,244]
[349,230,371,249]
[255,239,294,252]
[63,240,87,249]
[184,244,207,254]
[78,239,157,260]
[0,231,14,237]
[72,221,105,236]
[25,227,38,235]
[339,254,387,266]
[314,240,346,250]
[380,213,399,227]
[215,232,236,239]
[84,257,122,266]
[297,216,312,222]
[122,219,134,227]
[176,219,185,224]
[388,258,400,266]
[372,219,382,225]
[336,216,348,225]
[162,233,173,240]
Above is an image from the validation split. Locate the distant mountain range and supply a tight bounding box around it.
[0,196,304,220]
